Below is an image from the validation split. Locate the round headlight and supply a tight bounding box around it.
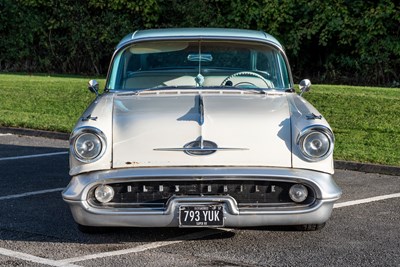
[298,126,334,161]
[71,127,106,163]
[75,133,102,159]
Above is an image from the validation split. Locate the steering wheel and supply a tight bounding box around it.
[221,71,271,88]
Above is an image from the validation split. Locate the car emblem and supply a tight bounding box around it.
[183,140,218,156]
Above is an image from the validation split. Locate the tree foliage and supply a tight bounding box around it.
[0,0,399,85]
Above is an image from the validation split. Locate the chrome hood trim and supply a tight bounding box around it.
[154,136,248,156]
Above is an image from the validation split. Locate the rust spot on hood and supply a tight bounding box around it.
[125,161,140,166]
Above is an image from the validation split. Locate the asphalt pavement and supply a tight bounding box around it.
[0,133,399,267]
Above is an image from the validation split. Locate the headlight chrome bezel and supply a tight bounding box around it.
[297,125,334,162]
[70,127,107,163]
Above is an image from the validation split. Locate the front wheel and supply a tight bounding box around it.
[295,223,326,231]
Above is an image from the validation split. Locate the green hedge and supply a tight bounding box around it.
[1,0,399,86]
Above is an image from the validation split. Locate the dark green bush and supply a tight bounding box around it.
[0,0,399,86]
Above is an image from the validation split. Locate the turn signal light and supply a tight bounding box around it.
[289,184,308,203]
[94,185,114,203]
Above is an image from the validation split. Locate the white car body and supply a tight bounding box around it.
[62,28,341,232]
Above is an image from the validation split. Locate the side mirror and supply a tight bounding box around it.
[299,79,311,96]
[88,79,99,96]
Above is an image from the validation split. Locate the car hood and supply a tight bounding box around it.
[112,92,292,168]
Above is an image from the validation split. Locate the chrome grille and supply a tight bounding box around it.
[88,180,316,208]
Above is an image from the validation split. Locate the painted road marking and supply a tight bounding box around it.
[0,229,234,266]
[0,247,82,267]
[0,188,64,201]
[0,133,12,136]
[57,229,234,264]
[0,151,68,161]
[334,192,400,209]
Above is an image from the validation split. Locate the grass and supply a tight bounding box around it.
[0,73,105,132]
[304,85,400,166]
[0,73,399,166]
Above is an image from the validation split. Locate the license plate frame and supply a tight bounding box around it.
[179,205,224,227]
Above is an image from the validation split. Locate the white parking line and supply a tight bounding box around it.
[57,228,234,264]
[0,151,68,161]
[57,240,182,264]
[0,133,12,136]
[0,247,81,267]
[334,192,400,209]
[0,188,64,201]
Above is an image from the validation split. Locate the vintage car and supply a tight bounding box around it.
[62,28,342,232]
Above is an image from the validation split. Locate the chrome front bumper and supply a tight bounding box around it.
[62,167,342,227]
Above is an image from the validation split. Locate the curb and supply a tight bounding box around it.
[334,160,400,176]
[0,126,69,140]
[1,127,399,176]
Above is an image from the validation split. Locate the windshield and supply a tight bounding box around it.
[107,40,292,91]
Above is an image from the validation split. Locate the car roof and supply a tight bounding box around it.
[116,28,283,50]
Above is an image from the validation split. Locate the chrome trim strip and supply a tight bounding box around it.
[153,147,249,152]
[131,30,139,40]
[199,94,204,126]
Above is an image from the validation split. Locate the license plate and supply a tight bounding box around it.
[179,205,224,227]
